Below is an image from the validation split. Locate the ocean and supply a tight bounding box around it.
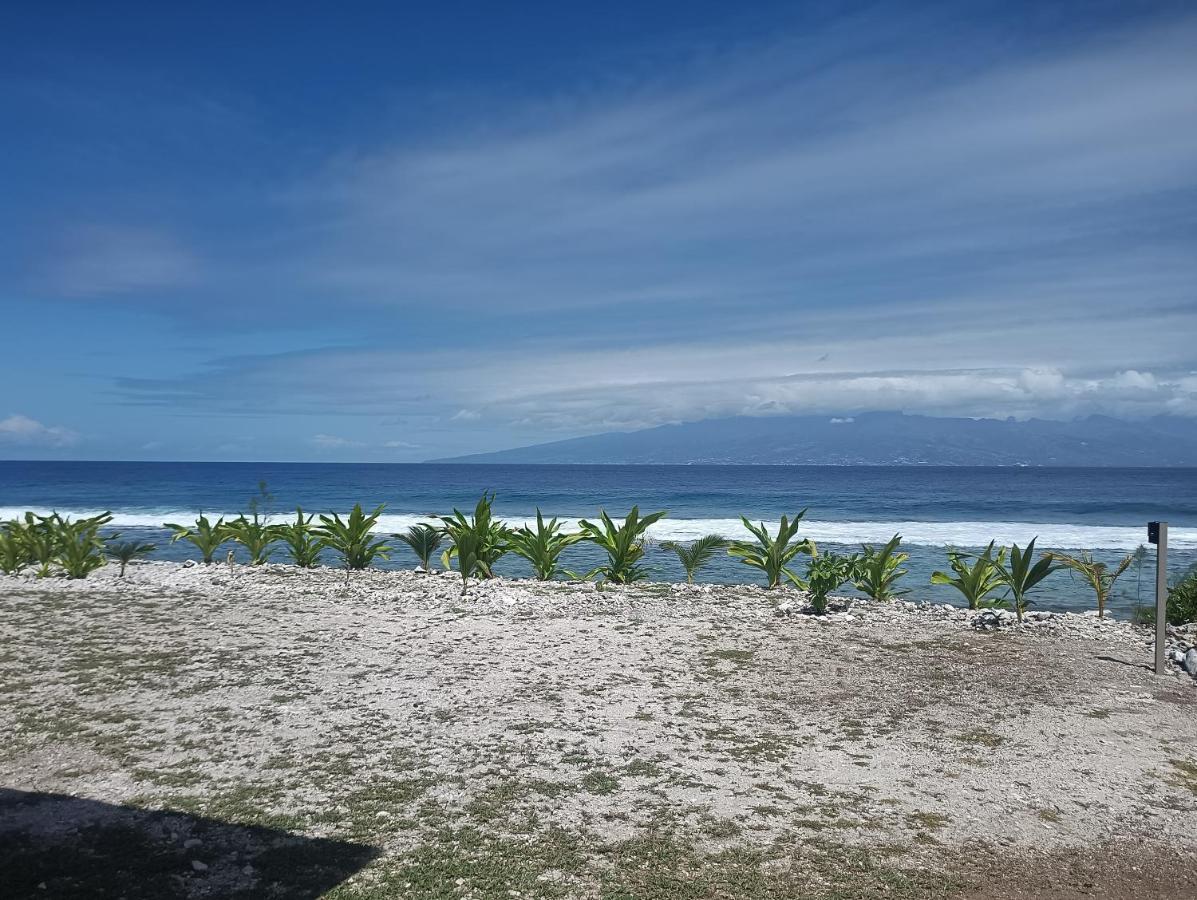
[2,461,1194,614]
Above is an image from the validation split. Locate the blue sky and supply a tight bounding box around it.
[2,1,1195,461]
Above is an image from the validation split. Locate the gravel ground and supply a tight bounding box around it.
[2,561,1196,899]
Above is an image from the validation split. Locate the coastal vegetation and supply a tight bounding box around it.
[106,538,156,576]
[992,539,1061,623]
[1048,550,1133,619]
[223,512,277,565]
[659,534,727,583]
[394,523,443,572]
[854,533,909,601]
[574,507,666,587]
[508,510,583,580]
[931,542,1008,610]
[805,551,865,615]
[0,499,1180,624]
[314,504,390,584]
[164,514,231,564]
[275,508,325,568]
[439,493,510,591]
[727,512,817,589]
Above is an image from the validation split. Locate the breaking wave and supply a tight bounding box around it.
[2,507,1192,550]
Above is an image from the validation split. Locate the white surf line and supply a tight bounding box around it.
[4,507,1194,550]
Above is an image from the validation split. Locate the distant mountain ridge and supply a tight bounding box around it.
[430,412,1197,466]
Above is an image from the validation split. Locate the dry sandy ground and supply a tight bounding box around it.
[2,562,1196,899]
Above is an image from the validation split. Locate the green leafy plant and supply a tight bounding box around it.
[930,542,1009,610]
[106,539,156,576]
[854,533,909,601]
[21,513,60,578]
[805,552,865,615]
[224,513,277,565]
[574,507,667,587]
[1047,550,1133,619]
[659,534,727,584]
[1165,566,1197,626]
[0,519,32,574]
[727,512,817,589]
[439,493,510,585]
[274,508,325,568]
[164,514,231,564]
[507,510,583,581]
[394,523,444,572]
[53,513,114,579]
[314,504,390,584]
[1133,566,1197,628]
[994,537,1060,623]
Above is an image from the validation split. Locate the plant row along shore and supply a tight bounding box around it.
[2,492,1195,624]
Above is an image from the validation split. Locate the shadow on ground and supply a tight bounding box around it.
[0,788,378,900]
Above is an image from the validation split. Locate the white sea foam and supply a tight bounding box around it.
[2,507,1193,550]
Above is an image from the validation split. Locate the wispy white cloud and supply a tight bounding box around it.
[38,224,198,298]
[309,433,363,449]
[0,414,78,447]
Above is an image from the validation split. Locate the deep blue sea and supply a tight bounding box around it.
[2,462,1194,614]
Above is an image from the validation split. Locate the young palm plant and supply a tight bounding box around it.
[994,537,1060,623]
[930,542,1008,610]
[315,504,390,585]
[439,493,511,584]
[805,552,865,615]
[54,513,114,579]
[508,510,583,581]
[659,534,727,584]
[575,507,667,587]
[164,514,231,564]
[394,523,444,572]
[22,513,61,578]
[224,513,277,565]
[106,539,156,576]
[1047,550,1133,619]
[727,512,817,589]
[0,519,32,574]
[854,533,909,601]
[274,508,325,568]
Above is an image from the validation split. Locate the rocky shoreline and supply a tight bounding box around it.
[3,561,1197,898]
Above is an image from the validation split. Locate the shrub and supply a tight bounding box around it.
[659,534,727,584]
[508,510,582,581]
[315,504,390,583]
[439,493,510,588]
[1165,567,1197,626]
[575,507,667,587]
[106,539,156,576]
[993,537,1060,623]
[855,533,909,601]
[805,552,864,615]
[1137,566,1197,627]
[274,508,325,568]
[164,514,231,564]
[727,512,816,589]
[394,523,444,572]
[930,541,1008,610]
[1047,550,1133,619]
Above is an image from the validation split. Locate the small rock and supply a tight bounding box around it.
[190,860,208,872]
[1185,648,1197,676]
[183,838,202,849]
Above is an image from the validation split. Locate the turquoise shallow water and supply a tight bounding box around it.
[1,461,1194,613]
